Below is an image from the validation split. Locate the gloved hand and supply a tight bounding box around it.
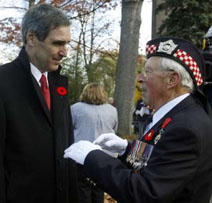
[93,133,128,155]
[64,140,102,165]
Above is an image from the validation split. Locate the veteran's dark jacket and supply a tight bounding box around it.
[0,48,79,203]
[84,95,212,203]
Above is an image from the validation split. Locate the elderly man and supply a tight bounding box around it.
[64,37,212,203]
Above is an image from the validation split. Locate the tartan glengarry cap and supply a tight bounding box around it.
[146,37,204,87]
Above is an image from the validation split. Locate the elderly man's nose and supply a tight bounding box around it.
[137,73,145,83]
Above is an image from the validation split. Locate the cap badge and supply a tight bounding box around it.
[157,39,178,55]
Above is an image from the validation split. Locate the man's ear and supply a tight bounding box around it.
[167,72,180,89]
[26,30,36,46]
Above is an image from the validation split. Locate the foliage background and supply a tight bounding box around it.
[156,0,212,48]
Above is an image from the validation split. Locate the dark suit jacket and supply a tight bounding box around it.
[84,95,212,203]
[0,48,79,203]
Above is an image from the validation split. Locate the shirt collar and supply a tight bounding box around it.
[30,63,48,87]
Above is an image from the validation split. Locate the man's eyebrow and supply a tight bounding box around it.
[52,40,70,44]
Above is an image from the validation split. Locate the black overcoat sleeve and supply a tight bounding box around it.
[0,99,6,203]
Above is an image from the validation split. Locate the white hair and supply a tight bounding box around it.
[159,57,194,91]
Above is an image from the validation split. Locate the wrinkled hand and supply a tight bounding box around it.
[93,133,128,155]
[64,140,102,165]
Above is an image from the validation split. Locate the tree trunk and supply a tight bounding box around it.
[114,0,143,136]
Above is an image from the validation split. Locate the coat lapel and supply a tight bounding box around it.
[18,47,52,124]
[31,75,52,124]
[142,95,196,143]
[15,47,69,128]
[48,72,68,128]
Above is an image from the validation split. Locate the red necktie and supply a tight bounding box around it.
[40,74,51,110]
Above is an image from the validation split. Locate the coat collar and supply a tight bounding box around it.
[17,47,67,125]
[145,94,190,134]
[142,95,197,141]
[18,46,62,74]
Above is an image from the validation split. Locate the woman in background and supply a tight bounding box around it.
[71,82,118,203]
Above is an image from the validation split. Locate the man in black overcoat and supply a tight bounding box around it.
[64,37,212,203]
[0,4,79,203]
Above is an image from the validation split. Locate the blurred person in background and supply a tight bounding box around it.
[132,96,152,135]
[71,82,118,203]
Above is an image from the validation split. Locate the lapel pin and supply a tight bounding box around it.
[56,86,67,96]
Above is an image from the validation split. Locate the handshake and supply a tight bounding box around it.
[64,133,128,165]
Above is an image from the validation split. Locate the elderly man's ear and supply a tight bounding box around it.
[167,72,181,89]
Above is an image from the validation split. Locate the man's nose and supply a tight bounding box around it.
[59,45,68,57]
[137,73,145,83]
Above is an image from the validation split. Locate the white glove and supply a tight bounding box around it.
[64,140,102,165]
[93,133,128,155]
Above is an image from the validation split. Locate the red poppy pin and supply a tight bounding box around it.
[144,129,154,141]
[56,87,67,96]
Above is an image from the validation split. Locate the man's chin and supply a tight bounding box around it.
[48,65,60,72]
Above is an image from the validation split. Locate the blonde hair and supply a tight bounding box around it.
[80,83,108,105]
